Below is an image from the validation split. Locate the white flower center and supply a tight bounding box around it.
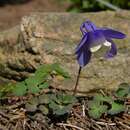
[90,44,102,52]
[103,40,111,46]
[90,40,111,53]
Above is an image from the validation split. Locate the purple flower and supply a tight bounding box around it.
[75,20,126,67]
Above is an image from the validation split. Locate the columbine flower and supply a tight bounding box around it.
[75,20,126,67]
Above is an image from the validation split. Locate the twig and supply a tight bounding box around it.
[99,89,106,96]
[118,121,130,130]
[25,122,32,130]
[96,121,116,126]
[73,110,88,125]
[57,123,84,130]
[82,100,86,117]
[7,101,25,109]
[14,121,19,130]
[94,123,102,130]
[62,123,68,130]
[115,117,130,125]
[82,104,85,117]
[0,110,10,119]
[0,124,8,130]
[22,119,27,130]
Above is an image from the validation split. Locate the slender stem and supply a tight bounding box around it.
[73,66,82,96]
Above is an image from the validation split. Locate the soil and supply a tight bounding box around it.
[0,0,69,31]
[0,88,130,130]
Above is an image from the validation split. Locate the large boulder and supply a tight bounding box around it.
[0,11,129,94]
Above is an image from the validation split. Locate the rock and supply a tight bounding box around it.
[0,11,130,94]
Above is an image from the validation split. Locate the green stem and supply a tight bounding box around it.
[73,66,82,95]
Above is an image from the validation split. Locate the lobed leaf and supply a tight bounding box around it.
[51,63,70,78]
[25,97,39,112]
[49,100,72,115]
[88,102,108,119]
[38,105,49,115]
[108,102,125,115]
[38,94,50,104]
[28,85,40,94]
[53,104,72,115]
[38,82,49,89]
[25,76,43,87]
[35,64,52,76]
[93,94,113,103]
[25,103,37,112]
[62,95,77,104]
[12,82,27,96]
[115,83,130,98]
[49,101,60,111]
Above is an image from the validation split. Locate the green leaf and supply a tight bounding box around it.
[52,63,70,78]
[25,97,39,112]
[25,76,43,94]
[93,94,113,102]
[38,94,50,104]
[38,82,49,89]
[62,95,77,104]
[88,100,100,108]
[53,104,72,115]
[49,101,60,111]
[29,97,39,105]
[88,101,108,119]
[25,103,37,112]
[118,83,130,88]
[35,71,49,81]
[28,85,40,94]
[108,102,125,115]
[48,94,57,101]
[49,101,72,115]
[115,83,130,98]
[34,64,52,83]
[25,76,42,87]
[38,105,49,115]
[88,105,108,119]
[48,92,76,116]
[12,82,27,96]
[35,64,52,76]
[52,92,74,105]
[55,92,65,103]
[115,88,128,98]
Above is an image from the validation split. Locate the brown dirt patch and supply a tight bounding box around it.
[0,0,69,31]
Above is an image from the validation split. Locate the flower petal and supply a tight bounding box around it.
[102,29,126,39]
[105,39,117,58]
[88,30,105,49]
[76,30,106,54]
[77,49,91,67]
[75,33,88,54]
[80,20,97,34]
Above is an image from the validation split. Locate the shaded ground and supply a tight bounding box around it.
[0,0,69,31]
[0,88,130,130]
